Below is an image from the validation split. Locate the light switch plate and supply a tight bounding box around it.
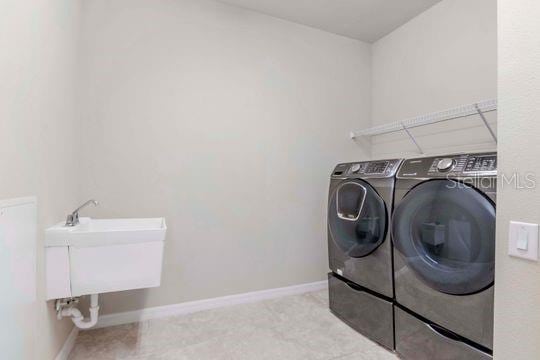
[509,221,539,261]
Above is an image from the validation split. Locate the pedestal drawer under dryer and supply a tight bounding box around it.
[328,273,393,350]
[395,306,492,360]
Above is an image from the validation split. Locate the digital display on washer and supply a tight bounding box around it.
[365,161,389,174]
[464,155,497,172]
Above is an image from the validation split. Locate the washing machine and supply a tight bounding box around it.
[327,158,402,350]
[392,152,496,359]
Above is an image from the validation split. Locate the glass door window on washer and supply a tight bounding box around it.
[328,179,388,258]
[392,179,496,295]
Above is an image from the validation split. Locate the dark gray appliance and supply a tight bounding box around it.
[392,152,496,359]
[327,158,402,350]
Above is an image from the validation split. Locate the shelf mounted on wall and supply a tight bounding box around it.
[350,99,498,154]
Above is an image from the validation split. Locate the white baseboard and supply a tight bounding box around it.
[94,280,328,329]
[55,326,79,360]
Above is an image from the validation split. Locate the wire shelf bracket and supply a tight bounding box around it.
[350,99,497,154]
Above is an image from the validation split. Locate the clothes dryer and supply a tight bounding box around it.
[392,153,496,359]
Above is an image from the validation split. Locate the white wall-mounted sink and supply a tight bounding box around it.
[45,217,167,300]
[46,217,166,247]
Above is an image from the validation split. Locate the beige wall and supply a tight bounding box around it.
[0,0,81,359]
[494,1,540,358]
[371,0,497,159]
[78,0,371,314]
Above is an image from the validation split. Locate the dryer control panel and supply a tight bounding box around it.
[332,159,402,178]
[398,152,497,179]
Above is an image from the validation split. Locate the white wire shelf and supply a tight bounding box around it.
[350,99,497,154]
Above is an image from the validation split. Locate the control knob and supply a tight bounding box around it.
[437,158,455,172]
[350,164,361,173]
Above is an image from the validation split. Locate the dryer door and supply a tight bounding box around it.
[392,179,495,295]
[328,179,387,258]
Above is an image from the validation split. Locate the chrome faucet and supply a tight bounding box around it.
[66,200,99,227]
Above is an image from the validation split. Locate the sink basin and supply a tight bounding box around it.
[45,217,166,247]
[45,217,167,300]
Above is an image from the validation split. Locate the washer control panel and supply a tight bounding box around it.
[398,152,497,178]
[463,154,497,173]
[332,159,402,178]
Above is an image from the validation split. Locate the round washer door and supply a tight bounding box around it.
[392,179,495,295]
[328,179,388,258]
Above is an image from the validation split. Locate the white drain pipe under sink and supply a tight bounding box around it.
[58,294,100,329]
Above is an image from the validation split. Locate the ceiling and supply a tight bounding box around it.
[216,0,442,43]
